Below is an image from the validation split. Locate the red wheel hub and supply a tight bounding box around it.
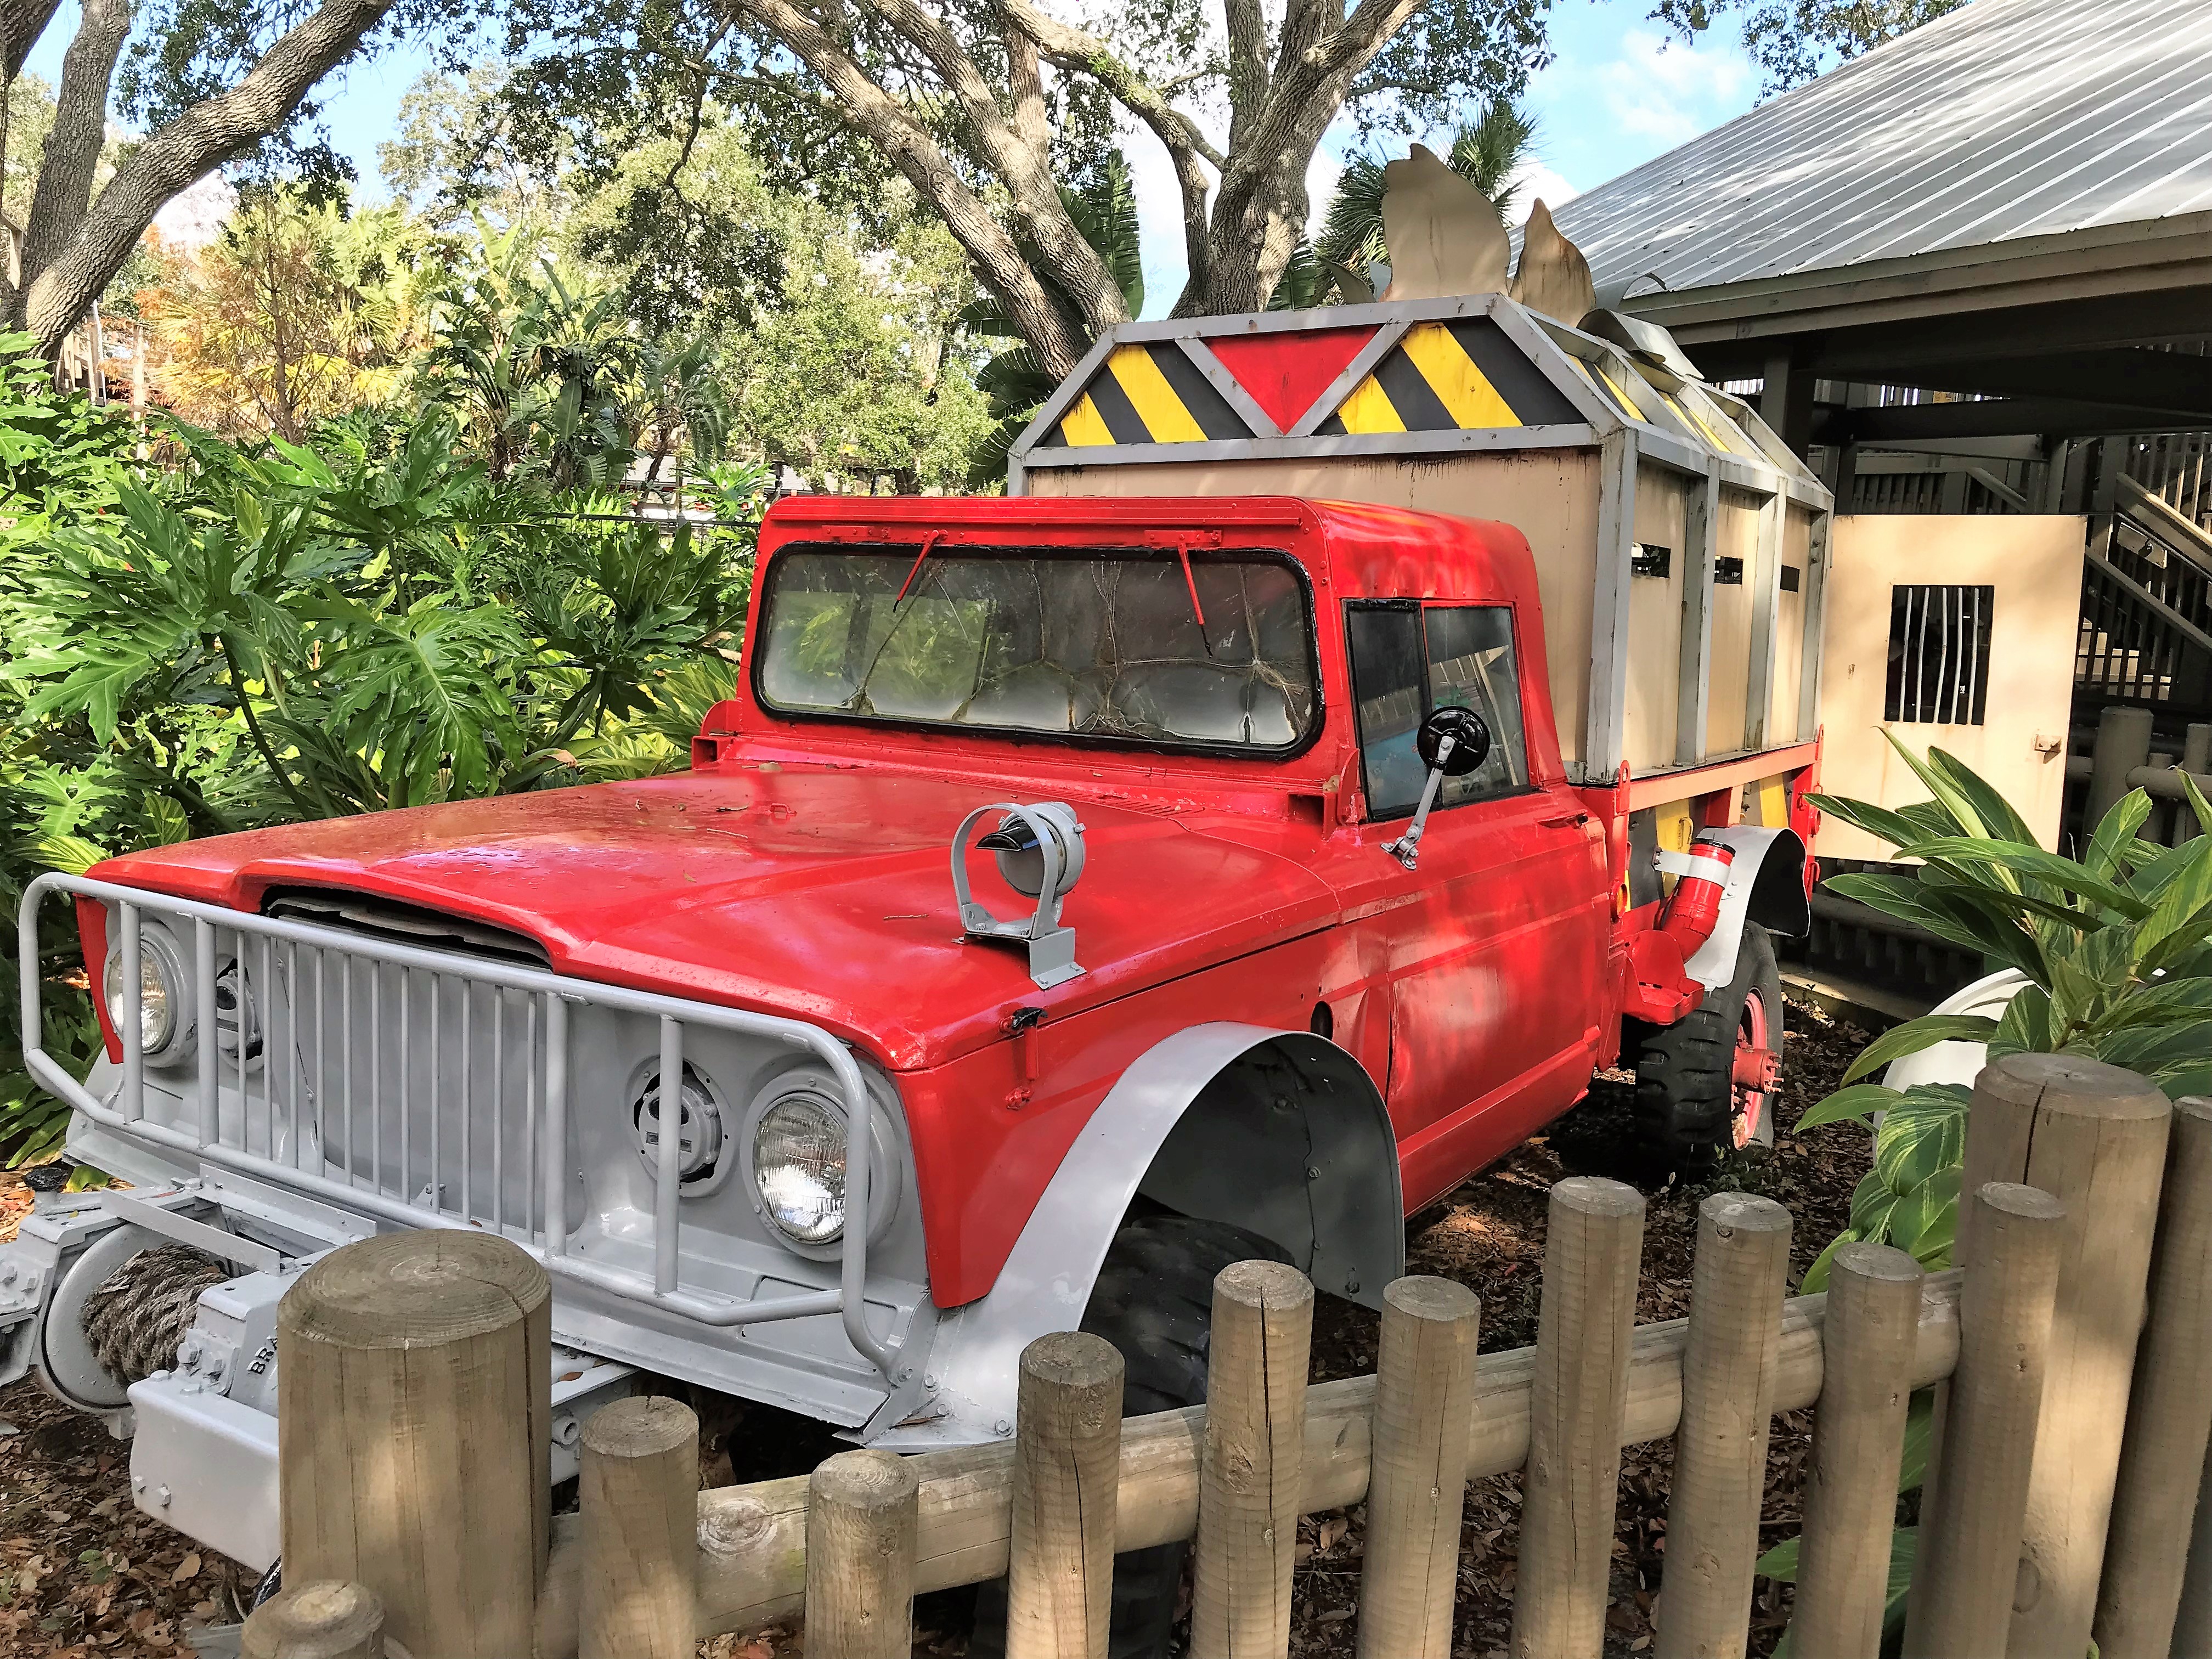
[1732,992,1776,1148]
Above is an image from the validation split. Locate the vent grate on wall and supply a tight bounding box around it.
[1886,584,1994,725]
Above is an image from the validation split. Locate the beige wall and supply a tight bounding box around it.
[1818,514,2086,860]
[1029,452,1602,768]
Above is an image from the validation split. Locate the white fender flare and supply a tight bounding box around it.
[1679,825,1811,991]
[868,1023,1401,1451]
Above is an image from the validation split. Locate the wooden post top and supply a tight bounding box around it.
[1019,1330,1124,1391]
[1981,1053,2172,1121]
[277,1231,550,1350]
[582,1395,698,1462]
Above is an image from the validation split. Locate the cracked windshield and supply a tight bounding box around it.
[758,547,1317,748]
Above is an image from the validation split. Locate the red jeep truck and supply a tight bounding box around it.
[4,295,1825,1653]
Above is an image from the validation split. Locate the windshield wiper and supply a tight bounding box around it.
[894,530,946,605]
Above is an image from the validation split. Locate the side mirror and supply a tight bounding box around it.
[1417,705,1492,777]
[1383,706,1492,871]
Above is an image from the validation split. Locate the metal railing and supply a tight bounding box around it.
[19,871,898,1375]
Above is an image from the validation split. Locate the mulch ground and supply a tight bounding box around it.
[0,996,1876,1657]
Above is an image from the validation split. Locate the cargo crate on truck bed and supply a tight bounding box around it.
[1009,292,1831,802]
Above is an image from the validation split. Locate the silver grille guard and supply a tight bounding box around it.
[18,870,900,1378]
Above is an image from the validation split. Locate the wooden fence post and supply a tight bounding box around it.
[1358,1276,1482,1659]
[2098,1096,2212,1658]
[1790,1243,1923,1659]
[1960,1052,2171,1657]
[1902,1182,2065,1659]
[1189,1260,1314,1659]
[1510,1176,1646,1659]
[579,1396,700,1659]
[1655,1193,1792,1659]
[806,1449,918,1659]
[278,1231,550,1659]
[240,1581,386,1659]
[1007,1331,1124,1659]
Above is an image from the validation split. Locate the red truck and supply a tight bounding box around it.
[5,294,1826,1652]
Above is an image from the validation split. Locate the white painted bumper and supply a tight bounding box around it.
[128,1374,281,1571]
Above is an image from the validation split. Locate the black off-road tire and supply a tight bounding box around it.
[1628,923,1783,1180]
[967,1213,1291,1659]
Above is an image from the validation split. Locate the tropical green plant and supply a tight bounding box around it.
[1792,733,2212,1295]
[0,330,765,1170]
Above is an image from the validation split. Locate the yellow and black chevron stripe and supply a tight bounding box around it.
[1316,319,1581,435]
[1042,345,1252,447]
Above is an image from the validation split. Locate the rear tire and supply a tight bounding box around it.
[1628,923,1783,1179]
[966,1213,1290,1659]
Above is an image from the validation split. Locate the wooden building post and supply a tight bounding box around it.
[1960,1053,2171,1658]
[2087,704,2155,830]
[1902,1183,2064,1659]
[1358,1276,1482,1659]
[1789,1243,1923,1659]
[278,1231,550,1659]
[1655,1193,1792,1659]
[2099,1097,2212,1658]
[1510,1177,1646,1659]
[1189,1260,1314,1659]
[1007,1332,1124,1658]
[805,1449,919,1659]
[579,1396,700,1659]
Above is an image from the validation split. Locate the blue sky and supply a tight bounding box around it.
[30,0,1762,315]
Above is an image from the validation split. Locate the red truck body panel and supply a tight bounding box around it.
[85,495,1798,1306]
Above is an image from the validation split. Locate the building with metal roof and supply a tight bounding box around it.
[1543,0,2212,452]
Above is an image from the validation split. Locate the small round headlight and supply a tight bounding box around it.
[752,1093,847,1244]
[103,941,176,1055]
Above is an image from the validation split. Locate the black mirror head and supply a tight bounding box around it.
[1417,704,1492,777]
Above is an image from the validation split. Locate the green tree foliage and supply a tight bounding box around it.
[481,0,1555,373]
[1649,0,1967,94]
[142,186,431,439]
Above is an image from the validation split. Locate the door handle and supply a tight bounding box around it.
[1539,810,1592,829]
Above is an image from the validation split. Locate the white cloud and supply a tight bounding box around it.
[1504,162,1578,226]
[1593,29,1752,146]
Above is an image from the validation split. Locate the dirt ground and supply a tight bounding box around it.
[0,995,1876,1657]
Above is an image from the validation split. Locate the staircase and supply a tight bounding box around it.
[2076,475,2212,710]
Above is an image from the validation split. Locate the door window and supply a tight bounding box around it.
[1347,603,1529,819]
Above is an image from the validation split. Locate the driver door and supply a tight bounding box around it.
[1343,601,1609,1207]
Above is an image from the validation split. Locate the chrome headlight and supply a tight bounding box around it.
[103,928,183,1056]
[752,1091,848,1244]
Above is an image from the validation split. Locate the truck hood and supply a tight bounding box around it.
[88,764,1340,1070]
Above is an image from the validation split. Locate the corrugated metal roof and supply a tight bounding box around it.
[1550,0,2212,300]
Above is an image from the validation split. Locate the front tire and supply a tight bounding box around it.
[1628,923,1783,1179]
[967,1213,1290,1659]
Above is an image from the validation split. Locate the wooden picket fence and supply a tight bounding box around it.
[239,1054,2212,1659]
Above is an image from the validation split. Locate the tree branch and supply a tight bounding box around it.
[843,0,1124,337]
[996,0,1220,306]
[19,0,130,320]
[22,0,399,354]
[1,0,60,83]
[730,0,1092,376]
